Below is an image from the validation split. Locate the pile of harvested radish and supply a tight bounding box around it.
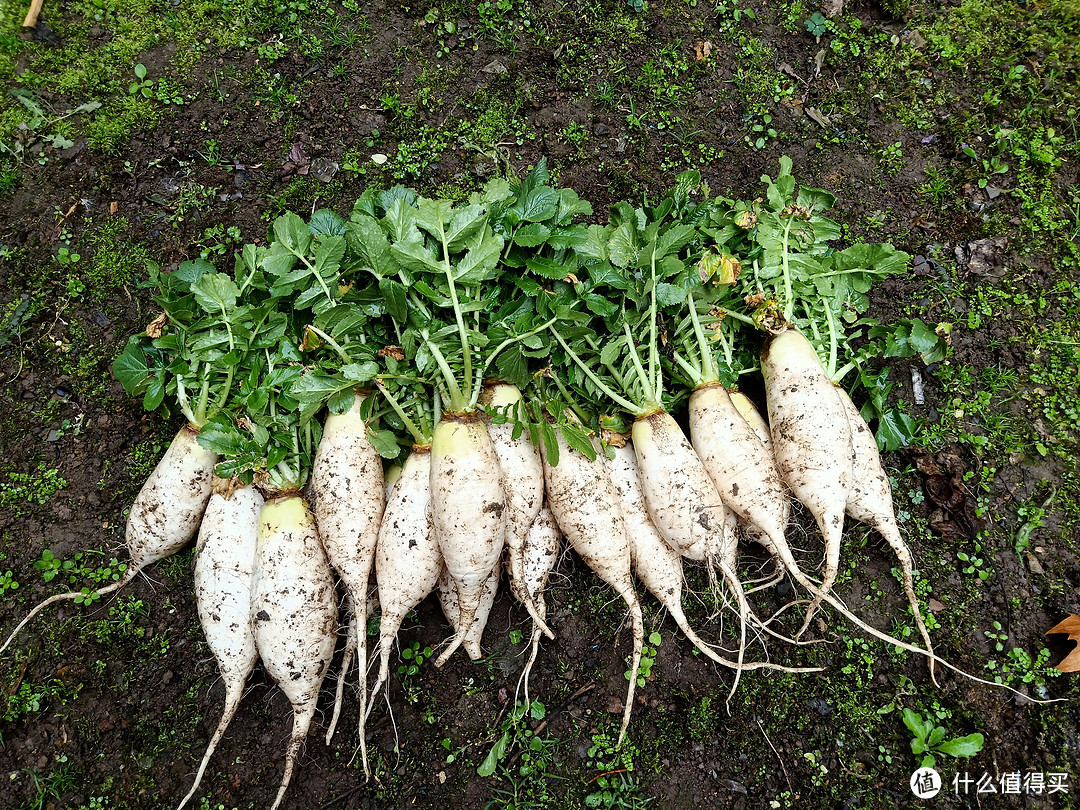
[4,158,1018,808]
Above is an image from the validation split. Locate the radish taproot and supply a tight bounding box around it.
[437,561,500,661]
[483,382,553,639]
[251,494,338,810]
[176,476,262,810]
[369,447,441,715]
[542,429,642,745]
[430,415,507,667]
[1,424,217,654]
[308,390,384,768]
[512,504,561,705]
[761,327,853,636]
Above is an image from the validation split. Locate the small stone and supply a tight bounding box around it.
[371,153,388,165]
[482,59,508,75]
[806,697,833,716]
[92,310,111,327]
[929,597,946,612]
[595,123,611,136]
[1027,554,1044,575]
[46,430,60,443]
[984,185,1002,199]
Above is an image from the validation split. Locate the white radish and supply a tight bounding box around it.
[729,390,773,453]
[176,477,262,810]
[483,383,553,639]
[308,392,384,769]
[429,416,506,667]
[2,423,217,654]
[542,430,642,746]
[630,410,748,676]
[836,386,937,680]
[608,441,814,688]
[369,449,441,714]
[688,383,790,558]
[761,327,853,637]
[512,505,560,706]
[437,562,500,661]
[251,494,338,810]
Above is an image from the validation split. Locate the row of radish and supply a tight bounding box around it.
[1,159,1018,808]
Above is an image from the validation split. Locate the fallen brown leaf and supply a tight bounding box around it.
[1045,614,1080,673]
[694,40,714,61]
[144,311,168,338]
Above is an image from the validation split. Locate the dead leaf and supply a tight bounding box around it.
[821,0,843,17]
[929,598,946,613]
[379,345,406,361]
[695,40,714,61]
[805,107,831,128]
[144,312,168,338]
[1045,614,1080,673]
[903,448,986,540]
[954,236,1008,278]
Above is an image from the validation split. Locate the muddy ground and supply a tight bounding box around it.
[0,0,1078,808]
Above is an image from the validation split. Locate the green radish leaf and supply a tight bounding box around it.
[346,215,398,279]
[546,225,588,250]
[875,408,917,452]
[555,187,593,224]
[414,198,454,241]
[197,419,250,455]
[526,256,569,280]
[908,319,948,364]
[273,211,313,255]
[515,276,542,296]
[540,422,559,467]
[513,224,552,247]
[655,282,687,307]
[444,204,488,251]
[391,239,443,276]
[496,344,530,387]
[654,224,696,260]
[191,273,240,315]
[142,374,166,411]
[367,427,401,459]
[935,734,984,758]
[477,730,510,777]
[341,362,379,382]
[510,187,559,224]
[454,232,503,283]
[379,278,409,323]
[577,225,611,263]
[608,223,637,268]
[308,209,348,236]
[560,424,597,461]
[583,293,617,318]
[112,341,152,395]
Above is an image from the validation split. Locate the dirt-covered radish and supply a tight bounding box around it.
[631,410,750,670]
[608,439,814,690]
[761,327,853,636]
[688,383,791,560]
[729,390,773,453]
[369,448,441,715]
[251,494,338,810]
[836,386,936,678]
[2,424,217,654]
[308,391,384,767]
[542,429,642,745]
[483,382,553,639]
[430,415,507,667]
[176,476,262,810]
[512,505,560,705]
[437,561,499,660]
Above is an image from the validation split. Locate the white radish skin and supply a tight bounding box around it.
[369,449,440,715]
[542,430,642,746]
[761,328,853,637]
[437,562,499,660]
[631,410,748,673]
[308,392,384,770]
[177,478,262,810]
[484,383,553,639]
[251,494,338,810]
[689,384,790,556]
[430,416,507,667]
[513,505,560,706]
[609,442,814,686]
[1,423,217,654]
[836,386,937,681]
[729,390,773,454]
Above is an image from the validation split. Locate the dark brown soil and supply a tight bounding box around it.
[1,0,1078,809]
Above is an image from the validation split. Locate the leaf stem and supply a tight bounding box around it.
[550,328,644,417]
[439,221,472,410]
[374,378,427,444]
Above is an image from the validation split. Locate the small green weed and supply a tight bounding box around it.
[902,709,983,769]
